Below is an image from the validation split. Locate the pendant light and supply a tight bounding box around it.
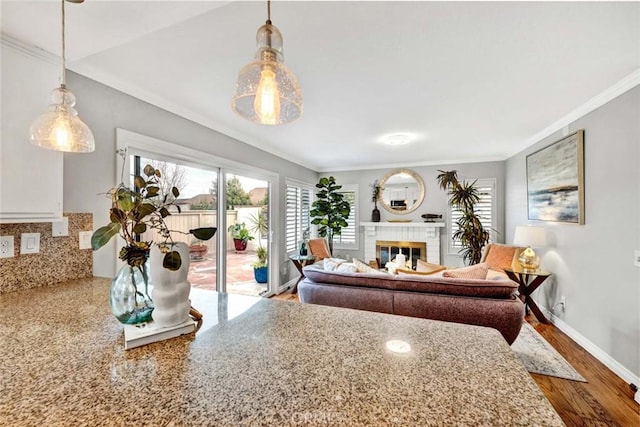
[29,0,95,153]
[231,0,302,125]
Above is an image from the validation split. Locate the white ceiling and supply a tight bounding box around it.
[2,1,639,172]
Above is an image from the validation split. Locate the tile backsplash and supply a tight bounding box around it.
[0,213,93,293]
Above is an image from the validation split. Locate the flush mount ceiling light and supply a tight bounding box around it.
[231,0,303,125]
[384,134,411,146]
[29,0,95,153]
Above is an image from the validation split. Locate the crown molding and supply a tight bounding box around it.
[0,32,59,65]
[507,68,640,158]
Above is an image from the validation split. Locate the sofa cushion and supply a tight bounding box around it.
[416,259,447,274]
[443,263,488,280]
[302,264,518,298]
[323,258,348,271]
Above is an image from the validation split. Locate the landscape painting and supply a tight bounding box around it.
[526,130,584,224]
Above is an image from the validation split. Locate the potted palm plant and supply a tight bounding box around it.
[228,222,253,252]
[247,210,269,284]
[436,170,490,265]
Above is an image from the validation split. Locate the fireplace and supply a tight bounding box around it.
[376,240,426,269]
[360,221,445,265]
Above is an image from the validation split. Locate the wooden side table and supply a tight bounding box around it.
[289,255,317,293]
[504,268,552,324]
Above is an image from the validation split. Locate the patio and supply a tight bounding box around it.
[188,250,268,296]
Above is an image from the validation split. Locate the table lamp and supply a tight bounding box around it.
[513,226,547,271]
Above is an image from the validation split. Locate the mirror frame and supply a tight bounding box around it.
[378,168,425,215]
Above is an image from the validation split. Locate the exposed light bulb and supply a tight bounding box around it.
[53,114,72,151]
[254,68,281,125]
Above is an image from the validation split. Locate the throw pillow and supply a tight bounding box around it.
[335,262,358,273]
[483,244,518,271]
[323,258,347,271]
[353,258,380,273]
[443,263,488,280]
[416,259,447,274]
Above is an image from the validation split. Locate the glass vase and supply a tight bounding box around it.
[110,263,154,325]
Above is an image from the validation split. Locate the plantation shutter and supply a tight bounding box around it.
[449,179,496,252]
[285,183,311,254]
[334,186,358,249]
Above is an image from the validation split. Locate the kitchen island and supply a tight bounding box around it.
[0,278,564,426]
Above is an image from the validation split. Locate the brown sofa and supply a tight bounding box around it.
[298,264,525,344]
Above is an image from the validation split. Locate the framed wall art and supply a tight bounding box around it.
[526,130,585,224]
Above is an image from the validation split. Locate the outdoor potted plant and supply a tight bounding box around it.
[247,209,269,283]
[436,170,490,265]
[228,222,253,252]
[91,164,216,325]
[188,238,208,261]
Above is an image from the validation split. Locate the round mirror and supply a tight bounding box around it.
[378,169,425,215]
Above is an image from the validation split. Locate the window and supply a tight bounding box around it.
[285,181,312,254]
[448,178,496,254]
[334,185,358,250]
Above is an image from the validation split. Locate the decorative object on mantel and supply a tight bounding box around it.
[370,180,383,222]
[437,170,490,265]
[422,213,443,223]
[231,0,302,125]
[378,168,425,215]
[29,0,95,153]
[91,164,216,325]
[513,226,547,271]
[310,176,351,254]
[526,130,585,224]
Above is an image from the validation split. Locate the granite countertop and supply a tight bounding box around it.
[0,278,564,426]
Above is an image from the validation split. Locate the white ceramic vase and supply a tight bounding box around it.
[150,242,191,327]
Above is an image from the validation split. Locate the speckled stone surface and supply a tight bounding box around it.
[0,213,93,293]
[0,278,564,426]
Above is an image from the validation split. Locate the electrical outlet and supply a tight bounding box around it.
[20,233,40,254]
[0,236,15,258]
[79,231,92,250]
[560,296,566,311]
[52,217,69,237]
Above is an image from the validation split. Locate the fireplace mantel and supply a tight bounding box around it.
[360,222,445,264]
[360,222,445,228]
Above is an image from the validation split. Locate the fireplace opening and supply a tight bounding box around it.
[376,240,426,270]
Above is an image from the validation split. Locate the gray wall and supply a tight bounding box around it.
[321,161,506,266]
[63,72,318,279]
[505,86,640,377]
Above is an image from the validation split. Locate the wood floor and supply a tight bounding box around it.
[271,291,640,426]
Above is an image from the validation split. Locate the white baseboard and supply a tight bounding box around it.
[541,306,640,404]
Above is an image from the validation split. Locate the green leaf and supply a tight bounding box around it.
[155,169,162,178]
[109,208,125,224]
[136,203,156,219]
[143,165,155,177]
[176,205,182,214]
[172,187,179,198]
[133,175,146,190]
[145,186,159,197]
[190,227,217,241]
[117,189,135,211]
[163,251,182,271]
[159,207,170,218]
[91,223,121,250]
[132,223,147,234]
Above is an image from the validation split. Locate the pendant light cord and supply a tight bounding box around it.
[266,0,271,25]
[61,0,66,87]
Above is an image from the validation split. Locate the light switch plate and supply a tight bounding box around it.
[20,233,40,254]
[52,217,69,237]
[79,231,92,250]
[0,236,15,258]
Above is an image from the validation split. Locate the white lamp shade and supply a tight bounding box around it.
[513,226,547,248]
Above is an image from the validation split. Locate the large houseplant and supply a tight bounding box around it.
[436,170,490,265]
[91,164,216,324]
[310,176,351,254]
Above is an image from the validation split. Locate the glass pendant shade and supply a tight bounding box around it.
[30,86,95,153]
[231,21,303,125]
